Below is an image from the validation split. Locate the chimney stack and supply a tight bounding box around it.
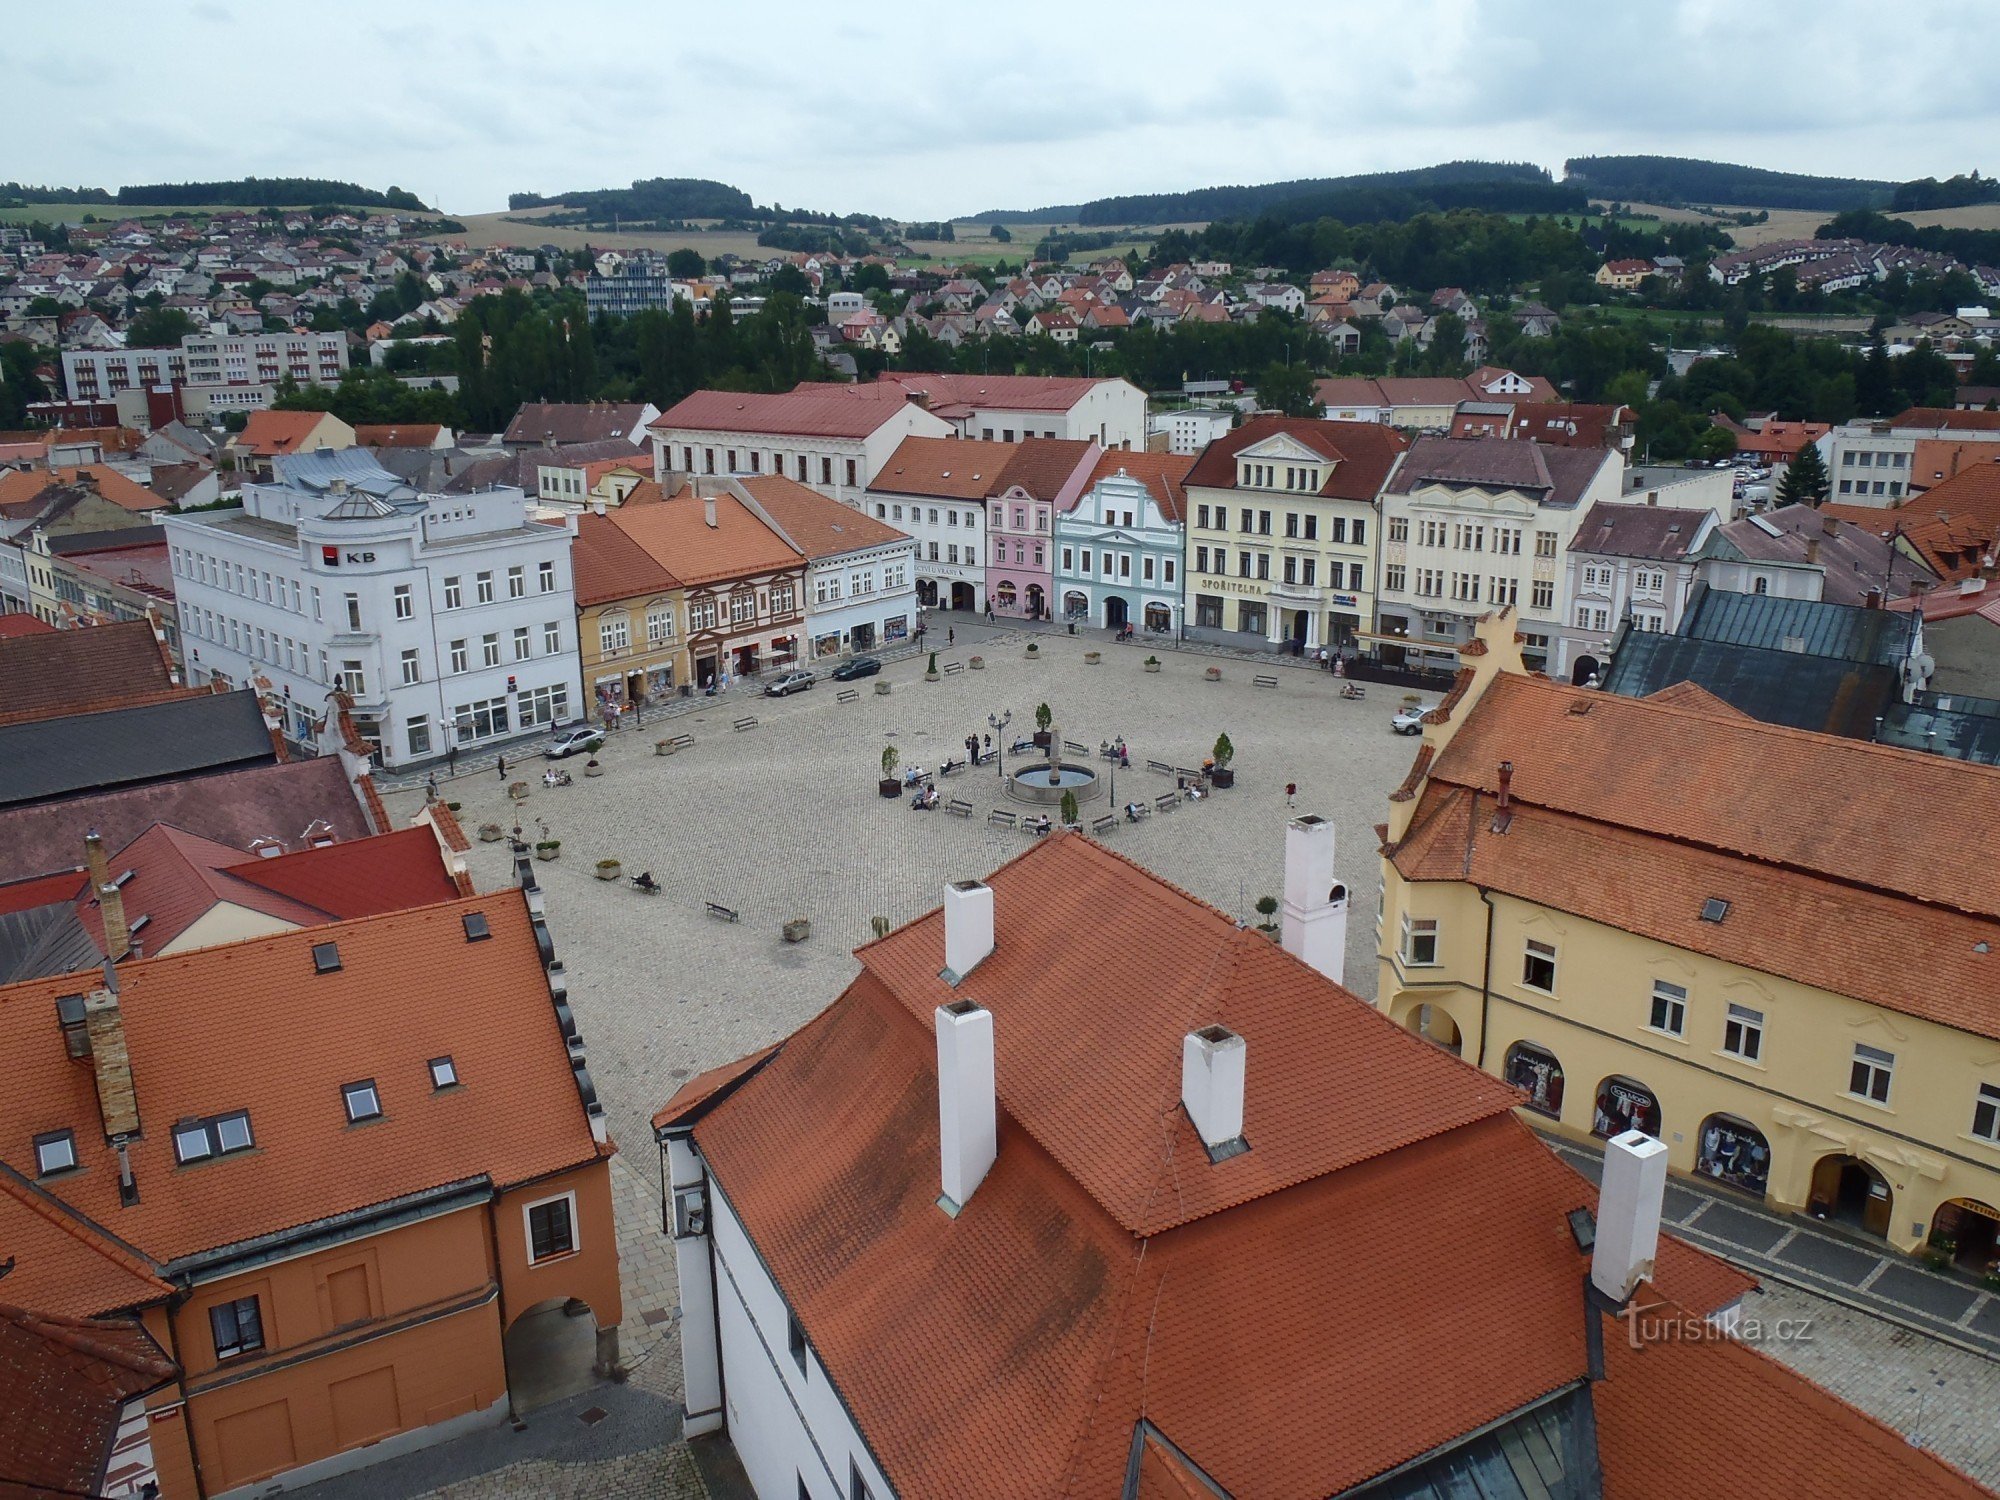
[85,979,141,1141]
[1822,512,1837,537]
[1805,538,1820,565]
[1591,1129,1668,1304]
[84,832,130,962]
[1497,760,1514,814]
[1279,816,1347,985]
[1181,1026,1247,1158]
[942,879,995,980]
[1865,588,1883,610]
[703,492,718,529]
[934,999,996,1212]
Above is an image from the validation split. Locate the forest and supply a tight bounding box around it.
[1561,155,1894,212]
[1889,172,2000,212]
[1818,209,2000,269]
[1,178,429,209]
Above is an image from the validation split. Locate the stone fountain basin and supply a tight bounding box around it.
[1004,762,1104,805]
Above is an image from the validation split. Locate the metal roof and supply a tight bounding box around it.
[1602,632,1899,738]
[1681,584,1915,666]
[0,690,277,809]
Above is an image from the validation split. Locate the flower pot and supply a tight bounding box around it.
[1033,731,1052,750]
[1024,644,1040,658]
[925,671,941,682]
[507,781,529,800]
[656,739,675,756]
[536,845,560,861]
[595,860,622,881]
[874,680,892,695]
[1083,651,1101,664]
[1210,767,1235,789]
[477,823,504,843]
[879,778,901,798]
[1204,666,1222,682]
[584,761,604,777]
[969,655,984,670]
[446,801,463,811]
[1143,660,1160,673]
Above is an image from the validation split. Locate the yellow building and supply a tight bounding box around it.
[1377,608,2000,1263]
[571,509,687,715]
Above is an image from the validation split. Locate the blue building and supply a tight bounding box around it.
[1052,452,1194,633]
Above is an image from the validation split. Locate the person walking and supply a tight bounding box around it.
[496,754,506,781]
[424,772,439,804]
[447,743,458,775]
[1286,781,1297,809]
[948,626,955,646]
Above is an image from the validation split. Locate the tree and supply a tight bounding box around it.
[1777,441,1830,508]
[666,248,705,280]
[124,305,198,347]
[989,224,1012,244]
[1257,360,1319,417]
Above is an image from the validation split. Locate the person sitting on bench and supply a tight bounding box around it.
[1030,813,1053,835]
[1125,801,1145,822]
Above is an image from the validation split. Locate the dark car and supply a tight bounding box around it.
[831,656,883,681]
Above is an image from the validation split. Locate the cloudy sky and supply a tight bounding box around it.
[11,2,1998,218]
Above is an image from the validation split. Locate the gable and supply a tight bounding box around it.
[1237,432,1331,465]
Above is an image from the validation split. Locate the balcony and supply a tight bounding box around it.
[1268,578,1325,609]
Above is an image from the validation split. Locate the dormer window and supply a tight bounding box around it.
[175,1110,254,1164]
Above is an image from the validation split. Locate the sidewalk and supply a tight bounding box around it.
[1541,1132,2000,1361]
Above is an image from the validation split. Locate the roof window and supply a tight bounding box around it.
[462,912,491,942]
[312,941,342,974]
[342,1079,382,1123]
[35,1129,77,1177]
[1700,898,1731,924]
[429,1055,459,1089]
[175,1110,254,1164]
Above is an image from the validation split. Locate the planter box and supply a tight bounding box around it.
[782,918,811,943]
[656,740,676,756]
[536,846,560,861]
[1204,666,1222,682]
[879,778,901,798]
[969,656,984,670]
[595,861,622,881]
[1033,731,1052,750]
[1083,651,1102,664]
[584,763,604,778]
[1210,767,1236,789]
[477,824,504,843]
[1024,645,1040,658]
[874,680,892,695]
[925,671,941,682]
[1143,661,1161,673]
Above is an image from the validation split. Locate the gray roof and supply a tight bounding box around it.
[0,900,99,986]
[1389,436,1611,510]
[1680,583,1916,666]
[1602,632,1900,738]
[1705,505,1935,607]
[269,448,418,509]
[1878,693,2000,766]
[1569,502,1710,562]
[0,689,277,809]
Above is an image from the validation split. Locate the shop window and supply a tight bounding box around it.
[1503,1042,1564,1119]
[1697,1114,1770,1197]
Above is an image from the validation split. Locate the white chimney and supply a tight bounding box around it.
[1280,815,1348,985]
[934,999,996,1213]
[703,492,718,529]
[1592,1129,1669,1304]
[942,879,994,979]
[1181,1025,1246,1155]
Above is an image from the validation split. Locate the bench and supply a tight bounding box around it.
[732,716,758,732]
[944,798,973,818]
[1090,813,1118,834]
[667,733,695,750]
[1253,674,1279,689]
[704,901,740,923]
[1062,739,1089,755]
[835,688,860,704]
[987,809,1017,829]
[942,660,966,676]
[1146,758,1176,777]
[1155,792,1181,814]
[1177,767,1205,784]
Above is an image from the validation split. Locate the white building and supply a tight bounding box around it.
[864,437,1000,613]
[650,387,952,509]
[163,449,581,770]
[1376,437,1625,675]
[1150,406,1236,455]
[63,331,348,408]
[1553,501,1718,684]
[876,372,1148,450]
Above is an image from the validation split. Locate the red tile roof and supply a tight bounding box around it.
[873,371,1118,412]
[614,479,803,588]
[871,437,1022,500]
[0,465,160,515]
[1183,415,1409,502]
[353,423,445,447]
[572,509,683,607]
[234,409,338,456]
[652,387,921,440]
[0,613,55,638]
[0,619,175,723]
[738,474,912,559]
[0,1167,172,1319]
[991,437,1099,504]
[73,823,327,955]
[222,825,462,919]
[1084,449,1195,523]
[0,1302,176,1496]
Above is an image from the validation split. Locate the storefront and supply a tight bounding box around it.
[1592,1075,1660,1139]
[1144,601,1172,632]
[1503,1041,1565,1120]
[884,614,909,644]
[1930,1198,2000,1274]
[1696,1114,1770,1197]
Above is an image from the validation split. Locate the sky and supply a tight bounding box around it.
[10,2,2000,220]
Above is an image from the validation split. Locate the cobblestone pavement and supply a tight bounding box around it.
[375,617,2000,1489]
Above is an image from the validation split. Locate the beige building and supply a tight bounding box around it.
[1378,608,2000,1264]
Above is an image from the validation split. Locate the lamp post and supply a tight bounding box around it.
[988,709,1011,778]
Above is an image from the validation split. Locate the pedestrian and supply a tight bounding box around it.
[496,754,506,781]
[447,744,458,775]
[948,626,955,646]
[424,772,438,804]
[1286,781,1297,809]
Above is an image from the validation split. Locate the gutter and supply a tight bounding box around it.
[163,1175,491,1283]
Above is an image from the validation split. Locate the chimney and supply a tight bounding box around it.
[1280,815,1347,985]
[1805,538,1820,565]
[85,979,141,1141]
[592,497,607,517]
[1822,512,1837,537]
[85,832,129,961]
[934,999,996,1212]
[1496,760,1514,813]
[1865,588,1883,610]
[1591,1129,1668,1304]
[1181,1025,1247,1158]
[703,492,718,529]
[942,879,994,979]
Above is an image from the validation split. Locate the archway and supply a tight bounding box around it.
[1696,1114,1771,1197]
[1064,590,1090,620]
[1571,653,1600,687]
[994,580,1018,612]
[917,578,938,607]
[1025,582,1046,619]
[1145,602,1171,632]
[1809,1154,1892,1238]
[1290,609,1310,646]
[1404,1002,1462,1056]
[1930,1198,2000,1273]
[1104,595,1129,629]
[951,581,975,612]
[1592,1075,1661,1139]
[1503,1041,1565,1119]
[503,1297,604,1415]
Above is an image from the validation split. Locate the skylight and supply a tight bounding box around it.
[1700,898,1731,924]
[342,1079,382,1123]
[429,1056,458,1089]
[462,912,491,942]
[312,941,342,973]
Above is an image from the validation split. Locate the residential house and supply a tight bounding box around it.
[1052,449,1194,632]
[850,372,1148,450]
[354,423,455,451]
[1182,417,1410,652]
[1595,259,1656,291]
[1382,612,2000,1265]
[864,438,1000,613]
[1315,371,1559,430]
[742,474,918,659]
[980,439,1100,620]
[571,508,688,717]
[500,401,660,450]
[226,410,356,479]
[648,386,952,510]
[1822,459,2000,585]
[1554,502,1718,683]
[1700,504,1937,607]
[1376,436,1625,673]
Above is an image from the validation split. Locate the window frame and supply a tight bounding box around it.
[1721,1003,1764,1063]
[1521,938,1557,995]
[1400,912,1439,967]
[174,1109,255,1165]
[524,1190,579,1264]
[429,1056,459,1090]
[1973,1082,2000,1144]
[34,1128,77,1176]
[1849,1044,1894,1106]
[209,1294,266,1362]
[1648,980,1687,1038]
[341,1078,382,1124]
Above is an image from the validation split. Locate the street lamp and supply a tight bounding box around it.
[988,709,1012,778]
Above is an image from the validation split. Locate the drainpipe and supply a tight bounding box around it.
[1475,885,1497,1071]
[161,1291,212,1499]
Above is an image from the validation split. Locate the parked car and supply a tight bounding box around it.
[831,656,882,681]
[545,724,606,759]
[764,669,816,697]
[1390,704,1429,736]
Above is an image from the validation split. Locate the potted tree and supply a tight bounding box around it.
[1033,702,1053,749]
[925,651,941,682]
[1059,788,1080,829]
[969,654,984,670]
[1209,732,1236,789]
[1254,894,1280,937]
[477,822,504,843]
[584,757,604,778]
[1083,649,1102,664]
[1144,655,1161,673]
[879,745,902,798]
[1204,665,1222,682]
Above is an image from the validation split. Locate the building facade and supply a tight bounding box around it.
[982,440,1099,621]
[1553,502,1717,684]
[1051,451,1193,632]
[164,450,581,767]
[63,331,349,407]
[741,475,917,660]
[1181,417,1409,653]
[865,439,995,615]
[571,508,688,717]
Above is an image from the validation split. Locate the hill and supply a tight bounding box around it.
[1562,156,1894,213]
[0,178,431,211]
[508,177,757,220]
[980,161,1584,226]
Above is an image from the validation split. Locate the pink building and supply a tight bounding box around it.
[983,439,1099,619]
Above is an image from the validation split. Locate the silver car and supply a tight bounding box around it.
[764,669,816,697]
[1391,704,1428,735]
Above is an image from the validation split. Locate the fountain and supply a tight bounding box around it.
[1004,713,1103,805]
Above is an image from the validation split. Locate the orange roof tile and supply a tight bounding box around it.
[613,479,802,588]
[0,464,161,515]
[652,386,917,439]
[0,619,176,722]
[871,436,1020,500]
[0,1167,172,1318]
[738,474,912,559]
[0,1300,176,1495]
[1085,449,1196,524]
[572,509,683,607]
[1184,415,1409,502]
[234,409,335,456]
[222,825,462,919]
[73,823,326,954]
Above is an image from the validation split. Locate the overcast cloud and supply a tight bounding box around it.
[9,2,1998,218]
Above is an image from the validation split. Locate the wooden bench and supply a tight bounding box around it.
[1062,739,1088,755]
[704,901,740,923]
[944,798,973,818]
[1146,758,1176,777]
[732,716,758,732]
[1177,767,1205,784]
[941,660,966,676]
[1090,813,1118,834]
[1253,674,1279,689]
[667,733,695,750]
[1155,792,1181,814]
[987,809,1017,829]
[835,688,860,704]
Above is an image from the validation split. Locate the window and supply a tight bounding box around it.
[443,576,462,610]
[1389,516,1408,544]
[341,1079,382,1123]
[338,660,365,695]
[393,583,413,620]
[1401,913,1439,966]
[1385,564,1406,593]
[1534,531,1556,559]
[851,1458,874,1500]
[430,1056,458,1089]
[538,560,557,593]
[1649,981,1687,1037]
[646,606,674,644]
[343,592,361,630]
[1522,939,1557,993]
[508,565,525,598]
[1850,1044,1894,1105]
[845,459,857,488]
[514,626,531,661]
[1531,579,1554,611]
[1974,1084,2000,1143]
[475,572,495,605]
[34,1129,76,1176]
[787,1308,808,1374]
[1722,1004,1764,1062]
[400,648,421,685]
[174,1110,254,1164]
[479,634,499,667]
[406,715,431,757]
[526,1193,577,1263]
[518,683,569,727]
[544,620,562,653]
[600,615,630,654]
[209,1295,265,1361]
[1349,562,1364,590]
